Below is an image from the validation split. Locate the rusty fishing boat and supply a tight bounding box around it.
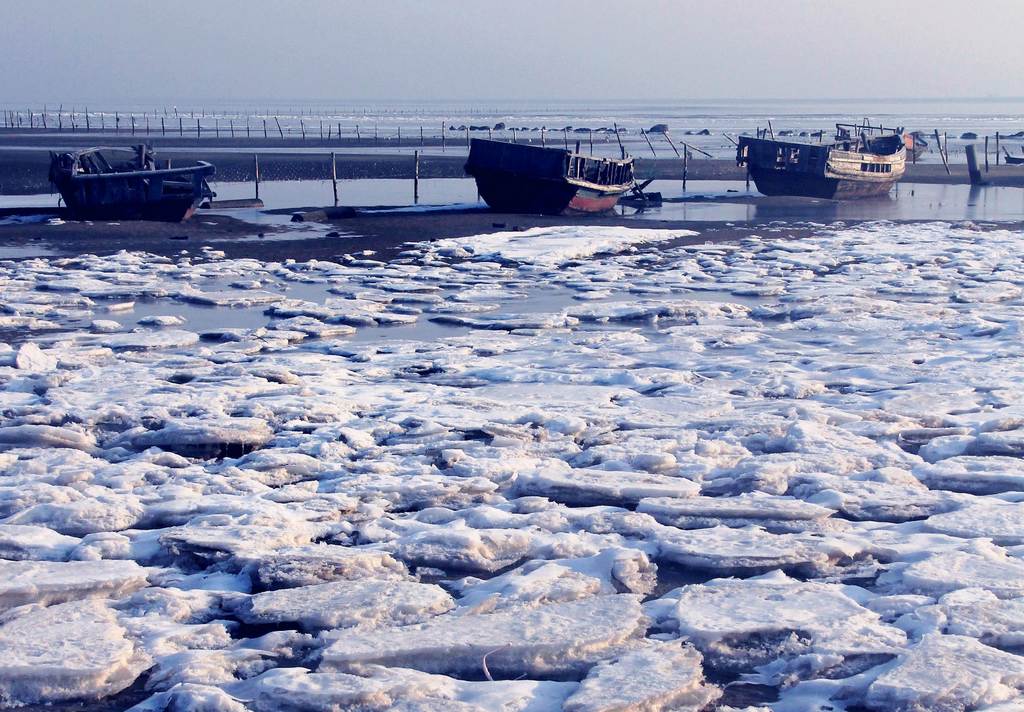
[49,145,215,221]
[465,138,635,214]
[737,122,906,199]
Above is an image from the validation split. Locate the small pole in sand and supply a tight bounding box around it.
[465,126,470,148]
[215,118,219,138]
[58,112,62,131]
[275,117,284,138]
[337,123,341,142]
[320,120,324,141]
[683,149,688,192]
[161,117,166,136]
[420,125,424,146]
[933,129,951,175]
[146,115,150,135]
[230,119,234,138]
[441,122,446,151]
[613,123,625,159]
[398,125,401,147]
[356,124,361,142]
[996,132,1001,166]
[197,118,201,138]
[115,112,120,134]
[589,129,594,154]
[178,117,183,136]
[254,153,260,201]
[246,118,250,138]
[414,150,420,204]
[130,115,136,136]
[262,118,267,139]
[985,136,990,172]
[331,152,338,206]
[300,120,305,140]
[541,127,546,148]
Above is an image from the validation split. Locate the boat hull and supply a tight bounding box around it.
[51,160,215,222]
[471,169,628,215]
[748,167,896,199]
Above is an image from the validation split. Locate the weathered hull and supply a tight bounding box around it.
[52,162,215,223]
[471,169,627,215]
[749,168,896,199]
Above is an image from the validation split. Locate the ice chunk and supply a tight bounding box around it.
[922,502,1024,545]
[320,594,646,678]
[5,494,144,536]
[13,342,57,371]
[653,525,845,574]
[388,526,533,573]
[0,524,79,561]
[638,493,837,533]
[892,549,1024,599]
[645,573,904,676]
[0,599,148,707]
[0,559,149,610]
[0,424,96,452]
[940,588,1024,648]
[129,417,274,457]
[234,666,577,712]
[248,545,409,589]
[564,641,720,712]
[914,456,1024,494]
[865,633,1024,711]
[236,579,454,631]
[514,466,699,506]
[453,549,657,611]
[102,328,200,351]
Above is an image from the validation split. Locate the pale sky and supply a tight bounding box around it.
[3,0,1022,104]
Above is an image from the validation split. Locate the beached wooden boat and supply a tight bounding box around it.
[465,139,634,214]
[1003,148,1024,166]
[737,123,906,199]
[49,145,215,221]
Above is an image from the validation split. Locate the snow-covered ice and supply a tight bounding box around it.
[0,222,1023,708]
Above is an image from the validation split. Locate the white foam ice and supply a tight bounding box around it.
[0,559,149,611]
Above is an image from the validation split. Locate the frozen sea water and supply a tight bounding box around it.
[0,221,1023,709]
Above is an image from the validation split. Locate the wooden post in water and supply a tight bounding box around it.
[414,150,420,204]
[996,132,1001,165]
[130,115,135,135]
[613,123,625,159]
[275,117,284,138]
[161,117,165,136]
[320,120,324,140]
[254,153,260,201]
[262,118,267,138]
[933,129,950,175]
[398,126,401,146]
[985,136,990,172]
[966,144,984,186]
[589,129,594,154]
[331,152,338,206]
[230,119,234,138]
[197,118,201,138]
[215,118,219,138]
[640,128,657,157]
[420,126,424,146]
[683,149,688,192]
[541,127,546,148]
[465,126,469,148]
[300,120,305,140]
[178,117,183,136]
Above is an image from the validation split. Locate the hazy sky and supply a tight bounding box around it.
[3,0,1023,104]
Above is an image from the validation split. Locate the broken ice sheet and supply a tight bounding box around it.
[319,594,647,678]
[645,572,905,681]
[0,599,149,707]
